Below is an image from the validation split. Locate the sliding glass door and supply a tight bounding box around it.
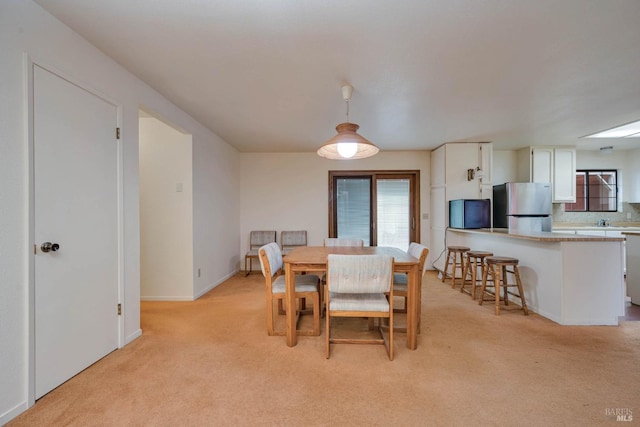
[336,177,371,243]
[329,171,419,250]
[376,177,411,249]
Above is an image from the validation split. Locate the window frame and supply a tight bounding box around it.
[328,170,420,246]
[566,169,618,213]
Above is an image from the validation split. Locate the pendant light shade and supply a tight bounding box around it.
[317,122,379,159]
[317,85,379,160]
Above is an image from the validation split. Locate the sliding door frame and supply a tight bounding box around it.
[328,170,420,246]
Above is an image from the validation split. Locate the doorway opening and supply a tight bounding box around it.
[139,108,194,300]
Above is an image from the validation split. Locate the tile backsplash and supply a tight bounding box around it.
[553,202,640,225]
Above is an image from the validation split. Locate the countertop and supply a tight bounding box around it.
[553,223,640,231]
[449,228,625,242]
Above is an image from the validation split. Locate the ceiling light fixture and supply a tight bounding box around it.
[583,119,640,138]
[317,84,379,160]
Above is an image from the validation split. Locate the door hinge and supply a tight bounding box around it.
[116,127,121,140]
[117,303,122,316]
[34,244,37,255]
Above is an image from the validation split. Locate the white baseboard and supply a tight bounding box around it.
[194,270,238,300]
[0,400,28,426]
[140,295,193,301]
[125,328,142,345]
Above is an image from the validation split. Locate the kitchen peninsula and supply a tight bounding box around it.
[446,228,625,325]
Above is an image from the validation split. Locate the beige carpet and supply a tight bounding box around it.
[8,271,640,426]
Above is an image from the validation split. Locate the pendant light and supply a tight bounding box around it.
[317,84,379,160]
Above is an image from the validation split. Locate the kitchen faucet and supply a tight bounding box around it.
[597,218,610,227]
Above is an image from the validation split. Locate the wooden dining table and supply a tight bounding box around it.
[283,246,421,349]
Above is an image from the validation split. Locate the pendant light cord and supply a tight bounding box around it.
[345,99,350,123]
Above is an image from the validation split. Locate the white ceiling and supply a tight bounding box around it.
[35,0,640,153]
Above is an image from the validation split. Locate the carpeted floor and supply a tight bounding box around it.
[8,271,640,426]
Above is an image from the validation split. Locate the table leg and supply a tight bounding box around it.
[406,264,419,350]
[284,262,297,347]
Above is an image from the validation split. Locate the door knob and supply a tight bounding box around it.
[41,242,60,253]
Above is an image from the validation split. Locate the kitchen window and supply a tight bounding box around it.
[565,170,617,212]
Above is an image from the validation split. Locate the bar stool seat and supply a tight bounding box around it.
[479,256,529,316]
[460,250,493,300]
[441,246,470,289]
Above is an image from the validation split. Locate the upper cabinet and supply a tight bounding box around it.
[517,146,576,203]
[552,148,576,203]
[626,149,640,203]
[438,142,492,200]
[430,142,493,272]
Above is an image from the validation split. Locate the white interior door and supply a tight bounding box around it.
[34,65,119,399]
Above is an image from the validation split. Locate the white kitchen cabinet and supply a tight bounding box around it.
[575,230,606,236]
[625,233,640,304]
[625,149,640,202]
[479,142,492,185]
[430,142,492,271]
[532,147,553,184]
[552,148,576,202]
[517,146,576,203]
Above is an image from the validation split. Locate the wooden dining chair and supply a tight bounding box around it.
[258,242,321,336]
[323,238,364,247]
[392,243,429,313]
[320,237,364,315]
[325,254,395,360]
[245,230,276,276]
[281,230,307,255]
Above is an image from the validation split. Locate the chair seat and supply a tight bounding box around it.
[328,292,390,312]
[486,256,519,265]
[271,274,320,294]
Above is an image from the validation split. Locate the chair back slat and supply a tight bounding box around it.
[281,230,307,247]
[407,242,429,273]
[327,254,393,293]
[323,238,364,247]
[258,242,283,278]
[250,231,277,249]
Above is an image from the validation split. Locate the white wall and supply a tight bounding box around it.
[239,151,432,268]
[0,1,239,423]
[492,150,518,184]
[139,117,193,300]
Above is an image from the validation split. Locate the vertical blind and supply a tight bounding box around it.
[377,179,410,251]
[336,178,371,244]
[336,177,411,250]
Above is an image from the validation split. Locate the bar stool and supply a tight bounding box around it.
[479,256,529,316]
[441,246,470,289]
[460,250,493,300]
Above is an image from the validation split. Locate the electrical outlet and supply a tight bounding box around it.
[422,213,429,220]
[627,212,632,220]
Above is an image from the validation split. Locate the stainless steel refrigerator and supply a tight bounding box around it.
[493,182,552,233]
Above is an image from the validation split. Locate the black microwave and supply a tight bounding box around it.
[449,199,491,229]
